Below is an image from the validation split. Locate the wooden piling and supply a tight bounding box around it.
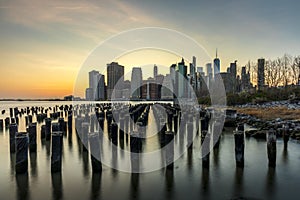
[45,118,52,141]
[234,124,245,168]
[15,132,28,174]
[201,131,210,169]
[89,132,102,173]
[165,131,174,170]
[9,123,18,153]
[28,123,37,153]
[51,131,63,173]
[267,129,276,168]
[111,122,118,146]
[82,122,89,152]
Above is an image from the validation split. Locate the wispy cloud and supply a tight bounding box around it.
[0,0,162,42]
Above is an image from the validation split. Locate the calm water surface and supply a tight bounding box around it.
[0,101,300,200]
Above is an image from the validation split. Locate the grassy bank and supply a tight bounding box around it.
[236,106,300,121]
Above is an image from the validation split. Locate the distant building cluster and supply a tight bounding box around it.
[85,51,275,101]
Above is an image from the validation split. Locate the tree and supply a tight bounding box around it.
[291,56,300,85]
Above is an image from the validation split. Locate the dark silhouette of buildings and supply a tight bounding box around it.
[214,49,220,75]
[257,58,265,90]
[131,67,143,99]
[107,62,124,99]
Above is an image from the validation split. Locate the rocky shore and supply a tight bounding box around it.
[234,100,300,142]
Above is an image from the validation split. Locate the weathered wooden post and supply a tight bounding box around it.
[130,130,141,172]
[58,118,66,134]
[282,125,289,149]
[234,124,245,168]
[67,111,72,135]
[5,117,10,128]
[201,114,209,132]
[82,122,89,152]
[9,123,18,153]
[10,108,13,118]
[28,115,32,124]
[187,122,193,150]
[15,132,28,174]
[125,114,130,134]
[0,119,3,130]
[41,125,46,140]
[75,117,84,138]
[45,118,52,141]
[111,122,118,146]
[119,117,125,141]
[159,118,167,147]
[173,114,178,133]
[52,122,61,132]
[167,111,173,131]
[89,132,102,173]
[201,131,210,169]
[11,118,16,124]
[51,131,63,173]
[28,123,37,153]
[165,131,174,170]
[267,129,276,168]
[15,116,19,125]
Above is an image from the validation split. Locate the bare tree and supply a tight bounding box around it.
[281,54,292,86]
[291,55,300,85]
[248,60,257,86]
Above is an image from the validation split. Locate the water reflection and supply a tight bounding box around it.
[233,168,244,197]
[282,147,288,164]
[130,173,139,200]
[90,172,102,200]
[165,169,174,200]
[213,147,220,168]
[201,168,210,196]
[187,148,193,170]
[68,133,73,150]
[265,168,276,197]
[82,151,90,178]
[10,153,16,177]
[29,152,37,178]
[16,173,29,200]
[45,141,51,158]
[51,172,63,200]
[111,148,118,178]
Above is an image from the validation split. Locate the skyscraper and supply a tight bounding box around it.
[206,63,212,76]
[161,74,173,99]
[87,70,105,100]
[154,65,158,78]
[85,88,93,101]
[257,58,265,90]
[177,58,187,98]
[170,64,177,97]
[230,61,237,78]
[89,70,99,100]
[131,67,143,99]
[97,73,105,100]
[197,67,204,73]
[213,49,220,75]
[190,57,196,92]
[107,62,124,99]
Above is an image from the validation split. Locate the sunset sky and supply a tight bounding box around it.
[0,0,299,98]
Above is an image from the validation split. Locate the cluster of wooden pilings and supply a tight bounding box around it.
[1,105,72,174]
[0,103,288,175]
[151,103,219,170]
[234,123,286,169]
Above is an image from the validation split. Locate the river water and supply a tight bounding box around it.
[0,101,299,200]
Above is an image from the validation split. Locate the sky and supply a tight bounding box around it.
[0,0,299,98]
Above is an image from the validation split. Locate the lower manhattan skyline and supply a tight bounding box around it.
[1,0,300,98]
[1,1,300,200]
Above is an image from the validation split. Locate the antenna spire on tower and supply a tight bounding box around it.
[216,48,218,58]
